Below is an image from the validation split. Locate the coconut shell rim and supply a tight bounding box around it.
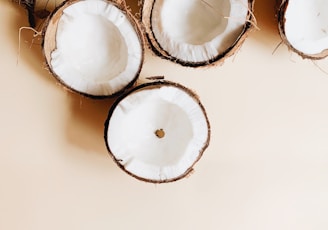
[277,0,328,60]
[104,80,211,183]
[41,0,145,99]
[141,0,256,68]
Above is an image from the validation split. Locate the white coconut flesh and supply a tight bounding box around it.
[47,0,142,96]
[284,0,328,55]
[106,84,209,182]
[150,0,249,63]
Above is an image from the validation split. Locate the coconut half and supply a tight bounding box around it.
[142,0,255,67]
[277,0,328,59]
[43,0,144,98]
[105,81,210,183]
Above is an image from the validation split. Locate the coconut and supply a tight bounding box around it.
[277,0,328,59]
[104,80,210,183]
[142,0,255,67]
[42,0,144,98]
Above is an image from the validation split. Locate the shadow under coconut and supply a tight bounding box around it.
[10,5,55,85]
[252,0,281,47]
[65,92,116,156]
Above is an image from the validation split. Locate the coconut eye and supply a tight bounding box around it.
[105,81,210,183]
[43,0,144,97]
[142,0,254,66]
[278,0,328,59]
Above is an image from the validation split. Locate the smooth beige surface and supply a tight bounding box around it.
[1,0,328,229]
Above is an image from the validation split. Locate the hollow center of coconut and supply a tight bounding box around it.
[150,0,249,63]
[284,0,328,55]
[56,14,127,82]
[43,0,143,96]
[107,85,209,182]
[155,128,165,138]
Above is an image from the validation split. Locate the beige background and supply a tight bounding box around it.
[1,0,328,229]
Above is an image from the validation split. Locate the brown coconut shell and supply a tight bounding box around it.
[41,0,145,99]
[141,0,256,67]
[277,0,328,60]
[104,80,211,183]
